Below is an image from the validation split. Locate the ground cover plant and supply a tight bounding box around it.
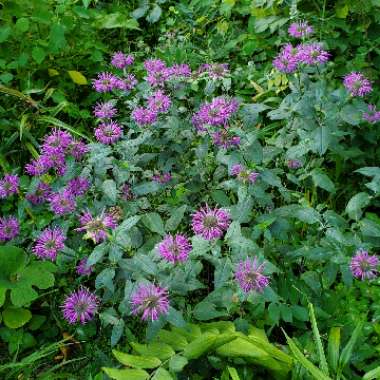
[1,1,380,380]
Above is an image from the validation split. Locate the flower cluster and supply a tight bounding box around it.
[0,216,19,242]
[77,210,117,243]
[157,234,192,264]
[350,249,379,280]
[197,63,230,79]
[235,258,269,293]
[25,129,87,177]
[288,21,313,38]
[26,182,51,205]
[111,51,134,69]
[363,104,380,124]
[343,72,372,97]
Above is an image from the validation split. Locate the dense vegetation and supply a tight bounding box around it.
[1,1,380,379]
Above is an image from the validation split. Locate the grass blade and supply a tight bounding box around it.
[327,327,340,373]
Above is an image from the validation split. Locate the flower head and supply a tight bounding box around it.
[25,158,49,176]
[157,234,191,264]
[166,64,192,79]
[131,284,169,321]
[32,227,66,261]
[212,130,240,149]
[49,190,76,216]
[68,139,88,160]
[121,183,133,200]
[273,44,300,73]
[287,159,303,169]
[92,72,120,93]
[198,63,229,79]
[343,72,372,97]
[0,216,19,242]
[192,204,230,240]
[93,101,117,119]
[363,104,380,124]
[230,165,259,184]
[144,59,168,87]
[132,107,158,126]
[76,257,94,276]
[297,43,330,65]
[111,52,134,69]
[95,121,123,144]
[0,174,19,198]
[235,257,270,293]
[152,172,172,184]
[66,177,90,197]
[288,21,313,38]
[193,97,239,128]
[26,182,51,205]
[350,249,379,280]
[77,211,117,243]
[117,74,137,91]
[147,90,171,113]
[42,129,72,154]
[62,287,99,324]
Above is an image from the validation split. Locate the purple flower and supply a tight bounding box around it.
[235,257,270,293]
[343,72,372,97]
[121,183,133,200]
[288,21,313,38]
[0,174,19,198]
[192,204,230,240]
[49,190,76,216]
[76,257,94,276]
[144,59,167,73]
[287,159,303,169]
[212,130,241,149]
[116,74,138,91]
[66,177,90,197]
[157,234,192,264]
[111,52,134,69]
[132,107,158,126]
[147,90,171,113]
[36,150,66,176]
[363,104,380,123]
[42,129,72,154]
[0,216,19,242]
[166,64,192,79]
[93,101,117,119]
[131,284,169,321]
[273,44,300,73]
[230,165,259,184]
[198,63,229,79]
[26,182,51,205]
[32,227,66,261]
[62,287,99,324]
[144,59,169,87]
[350,248,379,280]
[297,43,330,65]
[95,121,123,144]
[77,211,117,243]
[152,172,172,184]
[25,158,49,176]
[92,72,120,93]
[68,139,88,160]
[192,97,239,131]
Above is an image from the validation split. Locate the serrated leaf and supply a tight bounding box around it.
[346,192,371,220]
[68,70,87,85]
[165,205,187,231]
[142,213,165,235]
[87,243,108,266]
[310,170,336,193]
[113,350,161,369]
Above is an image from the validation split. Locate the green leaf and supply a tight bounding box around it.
[10,286,38,307]
[308,303,329,376]
[310,170,336,193]
[117,216,141,232]
[68,70,87,85]
[166,307,186,328]
[102,368,149,380]
[338,322,363,371]
[102,179,117,203]
[0,288,6,307]
[112,350,161,369]
[96,13,140,29]
[183,333,217,359]
[131,342,175,361]
[165,205,187,231]
[335,4,349,18]
[169,355,188,372]
[147,5,162,23]
[157,330,188,351]
[152,368,173,380]
[228,366,241,380]
[133,181,160,195]
[345,192,371,220]
[216,337,268,360]
[2,307,32,329]
[49,24,66,52]
[193,301,227,321]
[327,327,340,373]
[0,26,11,43]
[0,245,27,283]
[364,366,380,380]
[214,258,232,289]
[87,243,107,266]
[32,47,46,65]
[142,213,165,235]
[283,330,332,380]
[15,18,30,33]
